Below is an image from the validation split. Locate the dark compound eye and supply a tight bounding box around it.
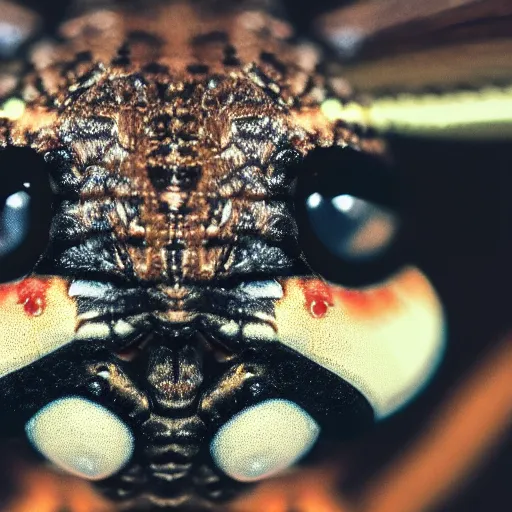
[305,192,399,261]
[0,147,53,282]
[294,146,408,286]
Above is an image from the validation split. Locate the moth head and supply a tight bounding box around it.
[0,8,446,492]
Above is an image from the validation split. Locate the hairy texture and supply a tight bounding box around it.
[0,1,383,510]
[0,0,383,318]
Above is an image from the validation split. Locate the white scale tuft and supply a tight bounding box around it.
[210,399,320,482]
[26,396,134,480]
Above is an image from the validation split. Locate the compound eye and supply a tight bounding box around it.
[0,147,52,282]
[294,147,405,286]
[306,192,399,260]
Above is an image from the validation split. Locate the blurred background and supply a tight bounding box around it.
[0,0,511,511]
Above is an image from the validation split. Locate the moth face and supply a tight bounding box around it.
[39,75,303,288]
[0,3,445,509]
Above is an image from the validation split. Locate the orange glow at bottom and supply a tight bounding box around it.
[5,460,113,512]
[231,464,351,512]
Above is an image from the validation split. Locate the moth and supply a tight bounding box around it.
[0,0,506,510]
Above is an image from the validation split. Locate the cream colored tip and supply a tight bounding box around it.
[26,396,134,480]
[275,267,445,418]
[0,278,78,378]
[211,399,320,482]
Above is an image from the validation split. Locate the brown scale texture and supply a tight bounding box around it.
[1,0,382,287]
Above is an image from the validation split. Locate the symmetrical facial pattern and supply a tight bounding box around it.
[0,1,444,510]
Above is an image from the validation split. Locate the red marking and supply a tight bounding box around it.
[297,278,400,318]
[0,278,51,317]
[17,278,50,317]
[334,287,399,316]
[310,300,329,318]
[336,289,372,309]
[299,280,334,319]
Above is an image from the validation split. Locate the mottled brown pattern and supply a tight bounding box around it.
[0,0,382,287]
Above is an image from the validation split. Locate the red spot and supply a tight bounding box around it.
[310,300,329,318]
[295,278,400,319]
[299,280,334,319]
[16,278,50,317]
